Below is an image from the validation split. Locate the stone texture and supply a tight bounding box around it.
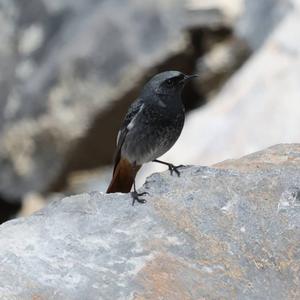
[0,144,299,299]
[215,143,300,171]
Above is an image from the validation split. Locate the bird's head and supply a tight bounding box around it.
[145,70,198,96]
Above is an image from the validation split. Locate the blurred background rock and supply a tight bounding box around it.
[0,0,299,223]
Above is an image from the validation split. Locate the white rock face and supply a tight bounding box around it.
[0,144,299,299]
[236,0,291,49]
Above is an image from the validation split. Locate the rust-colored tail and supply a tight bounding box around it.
[106,157,141,193]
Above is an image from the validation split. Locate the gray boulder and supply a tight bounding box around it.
[0,144,299,299]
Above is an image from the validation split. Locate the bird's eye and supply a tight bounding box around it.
[166,79,172,85]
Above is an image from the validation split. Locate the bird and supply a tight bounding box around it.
[106,70,198,204]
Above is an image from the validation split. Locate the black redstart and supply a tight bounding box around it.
[106,70,198,204]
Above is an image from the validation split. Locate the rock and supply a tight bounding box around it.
[18,192,46,217]
[195,37,250,97]
[235,0,293,49]
[185,0,243,29]
[0,195,21,224]
[215,143,300,171]
[0,0,188,201]
[65,167,112,195]
[0,144,299,299]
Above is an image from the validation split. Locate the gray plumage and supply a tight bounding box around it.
[117,70,188,165]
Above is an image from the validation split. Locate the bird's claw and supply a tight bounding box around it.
[168,164,185,177]
[131,191,149,206]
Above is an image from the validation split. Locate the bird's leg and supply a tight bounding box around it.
[131,180,148,206]
[131,163,148,206]
[153,159,184,177]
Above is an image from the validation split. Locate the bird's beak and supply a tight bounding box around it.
[184,74,199,81]
[179,74,199,85]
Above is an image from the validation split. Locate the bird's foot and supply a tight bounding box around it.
[131,191,149,206]
[152,159,185,177]
[168,164,185,177]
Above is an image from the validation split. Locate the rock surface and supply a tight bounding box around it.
[0,144,299,299]
[236,0,292,49]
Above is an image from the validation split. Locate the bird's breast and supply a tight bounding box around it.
[121,104,185,164]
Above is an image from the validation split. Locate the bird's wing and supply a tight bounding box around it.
[116,99,144,147]
[113,99,144,170]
